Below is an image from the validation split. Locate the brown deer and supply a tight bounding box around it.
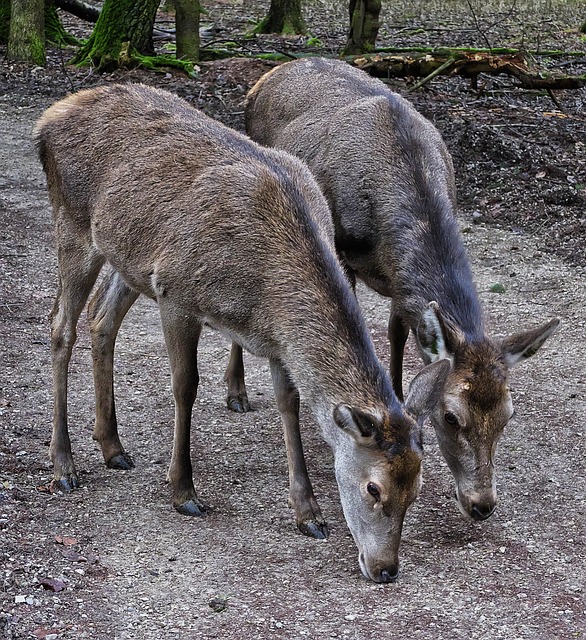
[34,83,449,583]
[235,57,559,522]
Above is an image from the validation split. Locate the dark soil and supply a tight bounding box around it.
[1,2,585,639]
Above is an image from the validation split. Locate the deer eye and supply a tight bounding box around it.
[367,482,381,501]
[444,412,459,426]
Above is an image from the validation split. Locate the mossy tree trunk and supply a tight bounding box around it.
[1,0,78,47]
[344,0,381,54]
[46,0,79,45]
[0,0,9,43]
[71,0,160,71]
[7,0,45,64]
[174,0,200,61]
[254,0,306,35]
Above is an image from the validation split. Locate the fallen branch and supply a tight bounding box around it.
[55,0,100,23]
[407,56,455,92]
[345,51,586,91]
[372,45,586,58]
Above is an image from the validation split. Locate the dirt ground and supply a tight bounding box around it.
[1,2,585,639]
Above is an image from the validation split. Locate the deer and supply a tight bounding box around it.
[228,57,560,522]
[34,83,450,583]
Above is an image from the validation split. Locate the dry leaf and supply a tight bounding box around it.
[54,535,78,546]
[38,577,66,592]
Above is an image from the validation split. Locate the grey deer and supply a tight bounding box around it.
[226,57,559,521]
[34,84,450,583]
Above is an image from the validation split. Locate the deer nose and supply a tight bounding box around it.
[470,502,496,521]
[379,568,399,583]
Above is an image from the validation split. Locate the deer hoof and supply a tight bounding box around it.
[51,473,80,493]
[106,452,135,470]
[226,394,251,413]
[175,499,210,517]
[299,520,329,540]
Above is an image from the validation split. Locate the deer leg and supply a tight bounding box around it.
[224,342,251,413]
[50,241,104,492]
[159,308,207,516]
[388,304,410,402]
[270,359,328,540]
[88,269,139,470]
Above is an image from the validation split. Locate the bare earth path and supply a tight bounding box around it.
[1,73,585,640]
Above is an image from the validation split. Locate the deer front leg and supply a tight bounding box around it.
[224,342,251,413]
[50,240,104,492]
[88,269,139,470]
[270,359,328,540]
[159,308,208,516]
[388,303,410,402]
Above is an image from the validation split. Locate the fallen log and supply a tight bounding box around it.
[372,45,586,58]
[345,51,586,91]
[55,0,100,23]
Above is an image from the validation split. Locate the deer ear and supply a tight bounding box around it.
[417,302,462,362]
[333,404,377,441]
[405,359,450,420]
[499,318,559,367]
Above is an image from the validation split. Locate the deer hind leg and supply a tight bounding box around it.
[88,268,139,470]
[388,303,410,402]
[50,238,104,492]
[224,342,251,413]
[158,306,207,516]
[270,359,328,540]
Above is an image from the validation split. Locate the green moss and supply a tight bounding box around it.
[250,17,270,35]
[306,36,322,47]
[251,9,306,36]
[489,283,506,294]
[1,1,77,49]
[45,5,79,46]
[28,33,46,65]
[73,40,196,76]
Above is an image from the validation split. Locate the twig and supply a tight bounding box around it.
[464,0,493,50]
[547,89,563,112]
[58,48,75,94]
[2,303,24,313]
[489,123,539,127]
[273,50,300,60]
[518,286,558,293]
[464,0,519,52]
[408,57,456,92]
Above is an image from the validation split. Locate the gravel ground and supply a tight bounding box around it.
[1,1,585,638]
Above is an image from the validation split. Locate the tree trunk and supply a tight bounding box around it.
[1,0,77,46]
[71,0,160,71]
[0,0,9,43]
[174,0,199,61]
[46,0,79,45]
[344,0,381,54]
[254,0,306,35]
[7,0,45,65]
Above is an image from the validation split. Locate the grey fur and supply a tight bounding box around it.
[244,58,559,521]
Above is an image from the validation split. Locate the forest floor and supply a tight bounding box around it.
[0,1,585,639]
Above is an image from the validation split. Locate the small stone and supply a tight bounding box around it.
[208,596,228,613]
